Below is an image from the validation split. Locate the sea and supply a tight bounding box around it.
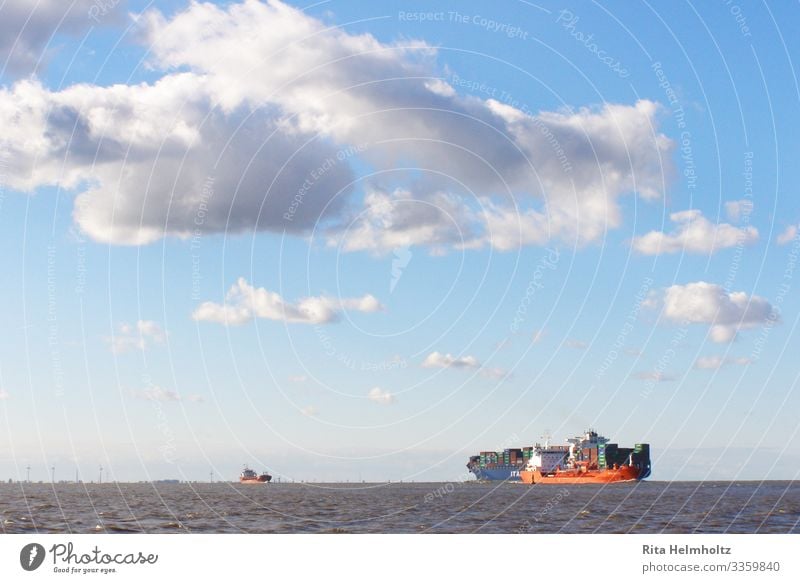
[1,481,797,534]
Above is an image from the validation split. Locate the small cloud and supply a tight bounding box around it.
[631,209,757,255]
[531,330,546,344]
[694,355,724,370]
[187,394,205,403]
[424,79,455,97]
[624,347,642,357]
[421,351,480,369]
[724,199,753,222]
[367,387,395,405]
[193,278,384,326]
[632,371,676,382]
[776,225,798,246]
[565,339,587,350]
[135,385,181,402]
[106,320,167,354]
[300,405,317,417]
[495,338,512,350]
[644,282,778,343]
[480,367,511,381]
[136,320,167,343]
[287,375,308,383]
[0,388,9,400]
[641,290,661,310]
[694,355,752,370]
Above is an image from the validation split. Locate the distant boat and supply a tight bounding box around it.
[239,466,271,484]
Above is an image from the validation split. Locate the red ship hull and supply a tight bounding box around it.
[239,475,271,483]
[520,465,640,484]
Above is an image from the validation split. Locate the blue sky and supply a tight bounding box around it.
[0,0,798,482]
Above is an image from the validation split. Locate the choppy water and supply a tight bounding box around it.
[1,481,797,534]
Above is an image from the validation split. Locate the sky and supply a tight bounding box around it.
[0,0,798,482]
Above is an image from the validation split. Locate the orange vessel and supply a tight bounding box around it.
[518,430,650,485]
[239,466,271,483]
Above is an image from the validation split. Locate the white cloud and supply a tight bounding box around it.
[192,278,383,326]
[421,351,481,369]
[631,209,757,255]
[531,330,547,344]
[0,388,9,400]
[300,405,317,417]
[367,387,395,405]
[0,1,125,75]
[329,188,476,254]
[134,385,203,403]
[632,371,676,382]
[106,320,167,353]
[135,386,181,402]
[495,338,512,350]
[694,355,724,370]
[624,347,642,357]
[776,225,798,246]
[480,367,511,381]
[647,281,777,343]
[565,339,588,350]
[724,199,753,222]
[0,0,672,251]
[287,375,308,383]
[694,355,752,370]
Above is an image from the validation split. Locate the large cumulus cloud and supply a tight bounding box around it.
[0,0,675,250]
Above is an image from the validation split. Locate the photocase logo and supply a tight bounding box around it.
[20,543,46,571]
[390,246,412,293]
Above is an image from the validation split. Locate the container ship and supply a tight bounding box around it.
[467,430,650,484]
[239,466,272,483]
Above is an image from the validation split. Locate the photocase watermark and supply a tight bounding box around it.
[20,543,46,571]
[750,228,797,362]
[190,176,215,301]
[398,11,530,40]
[70,197,90,297]
[724,0,753,38]
[142,373,178,464]
[390,246,412,293]
[722,151,754,293]
[640,320,689,399]
[48,542,158,574]
[314,325,408,371]
[595,277,654,379]
[449,74,573,174]
[87,0,120,23]
[46,245,65,398]
[448,11,530,40]
[284,143,367,222]
[397,11,446,23]
[74,233,87,296]
[21,540,159,574]
[510,248,560,333]
[517,488,570,532]
[652,61,696,191]
[651,61,687,128]
[422,472,473,503]
[0,142,8,215]
[556,10,629,78]
[678,133,697,192]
